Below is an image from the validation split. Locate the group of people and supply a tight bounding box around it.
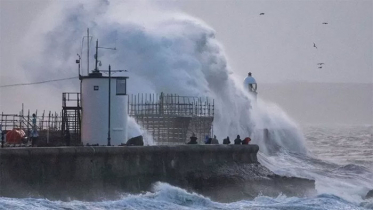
[187,134,251,145]
[223,135,251,145]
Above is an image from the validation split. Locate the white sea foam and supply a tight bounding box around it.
[0,182,369,210]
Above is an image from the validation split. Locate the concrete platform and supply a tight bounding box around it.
[0,145,314,201]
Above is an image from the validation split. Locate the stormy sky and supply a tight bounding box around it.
[0,0,372,125]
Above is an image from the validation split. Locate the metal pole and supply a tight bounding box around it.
[47,127,49,144]
[1,124,3,148]
[107,65,111,146]
[95,39,98,71]
[77,54,81,77]
[87,28,89,75]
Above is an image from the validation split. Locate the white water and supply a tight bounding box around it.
[0,181,371,210]
[21,0,308,150]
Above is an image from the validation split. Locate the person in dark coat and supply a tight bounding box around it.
[187,133,198,144]
[223,136,230,144]
[242,137,251,145]
[234,135,242,145]
[211,135,219,144]
[205,135,212,144]
[30,113,39,147]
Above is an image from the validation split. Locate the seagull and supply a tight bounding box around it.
[317,63,325,65]
[260,13,265,15]
[313,43,317,49]
[322,22,328,24]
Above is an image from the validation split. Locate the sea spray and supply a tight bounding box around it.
[18,0,307,153]
[249,95,308,155]
[127,117,155,145]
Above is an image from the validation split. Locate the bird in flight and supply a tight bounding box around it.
[318,66,322,69]
[313,43,317,49]
[322,22,328,24]
[317,63,325,65]
[260,13,265,15]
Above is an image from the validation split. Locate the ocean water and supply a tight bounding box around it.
[1,125,372,210]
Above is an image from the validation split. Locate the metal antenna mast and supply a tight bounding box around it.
[87,28,90,75]
[95,39,99,72]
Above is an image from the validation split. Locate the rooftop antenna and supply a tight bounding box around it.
[87,28,90,75]
[80,28,92,75]
[93,39,116,73]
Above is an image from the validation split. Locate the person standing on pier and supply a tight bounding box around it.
[234,135,242,145]
[211,135,219,144]
[30,114,39,147]
[223,136,231,144]
[242,137,251,145]
[187,133,198,144]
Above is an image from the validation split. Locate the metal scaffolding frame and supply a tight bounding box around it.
[0,108,63,145]
[128,93,214,144]
[61,92,82,144]
[0,92,82,146]
[0,111,62,133]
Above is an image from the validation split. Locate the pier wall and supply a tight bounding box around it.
[0,145,261,200]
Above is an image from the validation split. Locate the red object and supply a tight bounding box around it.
[5,129,26,144]
[242,137,251,145]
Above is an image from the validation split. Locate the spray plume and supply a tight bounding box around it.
[14,0,306,153]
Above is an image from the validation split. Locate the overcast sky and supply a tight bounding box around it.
[0,0,372,124]
[1,0,372,84]
[179,0,372,84]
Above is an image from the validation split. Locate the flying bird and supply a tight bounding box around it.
[313,43,317,49]
[317,63,325,65]
[260,13,265,15]
[322,22,328,24]
[318,66,322,69]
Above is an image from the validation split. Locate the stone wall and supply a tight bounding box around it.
[0,145,264,200]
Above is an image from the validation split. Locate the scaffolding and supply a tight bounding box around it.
[0,111,62,132]
[0,92,82,146]
[128,93,214,144]
[0,109,63,145]
[61,92,81,145]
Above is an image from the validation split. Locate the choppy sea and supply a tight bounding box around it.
[1,125,372,210]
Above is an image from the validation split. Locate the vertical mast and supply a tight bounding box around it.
[87,28,89,75]
[108,65,111,146]
[95,39,98,72]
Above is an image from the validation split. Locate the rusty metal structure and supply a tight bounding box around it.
[0,92,82,146]
[1,92,214,146]
[1,110,62,133]
[1,109,63,146]
[61,92,82,145]
[128,93,214,145]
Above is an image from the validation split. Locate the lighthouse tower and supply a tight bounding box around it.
[243,72,258,98]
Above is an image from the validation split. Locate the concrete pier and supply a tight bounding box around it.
[0,145,314,201]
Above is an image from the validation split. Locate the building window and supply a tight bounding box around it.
[116,78,127,95]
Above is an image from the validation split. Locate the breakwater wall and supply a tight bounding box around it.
[0,145,314,201]
[0,145,258,199]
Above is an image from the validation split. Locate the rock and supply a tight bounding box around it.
[126,135,144,146]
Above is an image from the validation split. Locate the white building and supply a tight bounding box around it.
[81,71,128,145]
